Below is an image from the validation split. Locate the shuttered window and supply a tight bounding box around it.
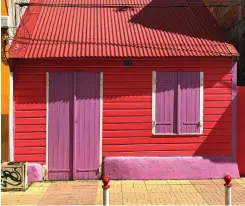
[152,71,203,135]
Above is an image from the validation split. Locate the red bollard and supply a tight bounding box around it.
[224,174,232,206]
[102,176,110,206]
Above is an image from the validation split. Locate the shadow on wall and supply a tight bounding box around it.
[129,0,229,42]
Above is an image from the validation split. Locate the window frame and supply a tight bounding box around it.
[152,71,204,136]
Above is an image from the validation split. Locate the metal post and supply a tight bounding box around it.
[102,176,110,206]
[224,174,232,206]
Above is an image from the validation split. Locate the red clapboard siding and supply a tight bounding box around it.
[15,111,46,118]
[104,123,151,131]
[204,74,232,81]
[14,72,46,164]
[204,95,231,101]
[15,118,46,125]
[15,147,46,154]
[104,117,152,123]
[204,88,231,94]
[205,81,232,88]
[15,140,46,147]
[14,89,46,97]
[103,136,231,144]
[14,155,46,162]
[15,125,46,132]
[104,82,152,89]
[103,150,232,156]
[15,81,46,89]
[15,104,46,111]
[104,110,152,117]
[15,132,46,140]
[104,96,152,103]
[103,103,152,109]
[103,143,231,151]
[15,74,46,81]
[204,101,231,108]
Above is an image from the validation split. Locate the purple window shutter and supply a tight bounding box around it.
[48,72,73,180]
[179,72,200,134]
[155,72,177,134]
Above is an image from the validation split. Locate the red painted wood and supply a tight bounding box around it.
[103,103,152,109]
[15,125,45,132]
[204,88,231,94]
[104,123,151,131]
[15,147,46,154]
[104,110,152,117]
[14,89,46,97]
[15,111,46,118]
[104,96,152,103]
[15,104,46,111]
[15,132,46,139]
[103,143,231,151]
[204,95,231,101]
[104,88,152,96]
[104,117,152,123]
[104,82,152,88]
[204,101,231,108]
[14,72,46,164]
[204,74,232,81]
[14,155,45,162]
[237,86,245,176]
[14,74,46,81]
[15,118,46,125]
[103,150,231,156]
[204,115,231,122]
[103,137,231,144]
[15,140,46,147]
[15,81,46,89]
[204,81,232,88]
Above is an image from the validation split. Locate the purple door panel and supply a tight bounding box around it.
[74,72,100,180]
[48,72,73,180]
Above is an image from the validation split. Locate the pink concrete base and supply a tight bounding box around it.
[28,163,43,182]
[103,157,240,179]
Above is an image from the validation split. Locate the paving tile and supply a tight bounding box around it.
[145,180,168,185]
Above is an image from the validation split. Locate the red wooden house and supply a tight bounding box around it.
[9,0,240,181]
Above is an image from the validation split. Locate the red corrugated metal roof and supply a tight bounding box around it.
[10,0,238,58]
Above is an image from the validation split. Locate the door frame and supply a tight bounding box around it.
[45,72,103,180]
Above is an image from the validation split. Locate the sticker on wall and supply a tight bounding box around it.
[1,162,28,191]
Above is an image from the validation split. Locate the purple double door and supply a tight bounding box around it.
[48,72,101,180]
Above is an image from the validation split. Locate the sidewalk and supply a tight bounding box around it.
[1,178,245,205]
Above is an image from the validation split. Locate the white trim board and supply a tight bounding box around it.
[152,71,156,135]
[45,72,49,180]
[99,72,103,178]
[9,72,14,161]
[152,71,204,136]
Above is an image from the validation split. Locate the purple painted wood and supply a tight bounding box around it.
[155,72,177,134]
[74,72,100,180]
[179,72,200,134]
[48,72,73,180]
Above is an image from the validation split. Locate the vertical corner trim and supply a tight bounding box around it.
[152,71,156,134]
[200,72,204,135]
[232,56,238,157]
[45,72,49,173]
[9,72,14,161]
[99,72,103,177]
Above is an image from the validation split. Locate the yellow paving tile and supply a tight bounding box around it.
[145,180,168,185]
